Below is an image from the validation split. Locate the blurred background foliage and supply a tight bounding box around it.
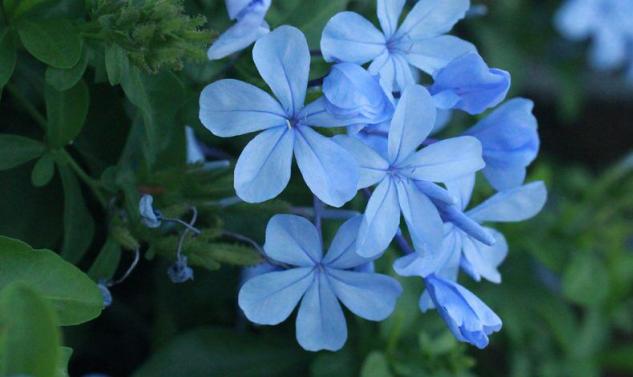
[1,0,633,376]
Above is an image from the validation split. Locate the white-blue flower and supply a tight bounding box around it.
[200,26,360,207]
[321,0,476,92]
[239,215,402,352]
[334,85,485,258]
[207,0,271,60]
[556,0,633,72]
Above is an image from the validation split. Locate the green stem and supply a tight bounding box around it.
[5,83,47,130]
[59,149,108,207]
[6,83,109,207]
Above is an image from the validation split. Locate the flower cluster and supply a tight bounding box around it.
[556,0,633,80]
[198,0,546,351]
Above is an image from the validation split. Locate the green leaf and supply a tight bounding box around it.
[0,134,46,171]
[0,236,103,325]
[105,44,129,86]
[88,238,123,282]
[562,252,609,306]
[0,30,16,88]
[194,243,262,267]
[58,164,95,264]
[31,153,55,187]
[132,327,308,377]
[360,352,393,377]
[55,347,73,377]
[17,19,81,69]
[0,283,60,377]
[45,49,88,91]
[45,80,90,147]
[3,0,55,20]
[279,0,349,47]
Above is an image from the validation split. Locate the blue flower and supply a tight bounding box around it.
[465,98,540,191]
[556,0,633,71]
[424,274,502,349]
[321,0,476,92]
[200,26,360,207]
[430,53,511,115]
[334,85,485,258]
[322,63,395,126]
[396,177,547,284]
[238,214,402,351]
[207,0,271,60]
[139,194,162,228]
[167,256,194,283]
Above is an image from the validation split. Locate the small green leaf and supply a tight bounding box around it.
[0,236,103,325]
[88,238,123,282]
[0,134,46,171]
[280,0,349,47]
[3,0,55,20]
[17,19,81,69]
[45,80,90,147]
[360,352,393,377]
[0,30,16,88]
[58,164,95,264]
[45,49,88,91]
[105,44,129,86]
[0,283,60,377]
[31,153,55,187]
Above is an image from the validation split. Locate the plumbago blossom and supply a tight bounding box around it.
[556,0,633,80]
[239,215,402,351]
[207,0,271,60]
[321,0,475,92]
[199,0,545,352]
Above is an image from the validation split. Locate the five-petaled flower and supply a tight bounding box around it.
[200,26,360,207]
[334,85,485,258]
[321,0,475,92]
[239,214,402,351]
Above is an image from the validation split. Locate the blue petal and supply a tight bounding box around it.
[264,214,322,266]
[589,27,628,70]
[467,181,547,223]
[207,12,269,60]
[234,127,294,203]
[554,0,594,40]
[326,269,402,321]
[397,0,469,39]
[226,0,252,20]
[238,267,314,325]
[430,53,510,115]
[333,135,389,189]
[377,0,406,38]
[139,195,161,228]
[185,127,205,164]
[388,85,436,164]
[323,216,372,269]
[395,179,443,255]
[465,98,539,191]
[199,79,286,137]
[253,26,310,116]
[294,126,359,207]
[461,228,508,283]
[415,180,456,205]
[298,97,347,128]
[322,63,394,125]
[439,203,495,246]
[398,136,484,182]
[405,35,476,76]
[445,175,476,211]
[425,274,502,349]
[321,12,386,64]
[296,272,347,351]
[226,0,270,20]
[356,178,401,258]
